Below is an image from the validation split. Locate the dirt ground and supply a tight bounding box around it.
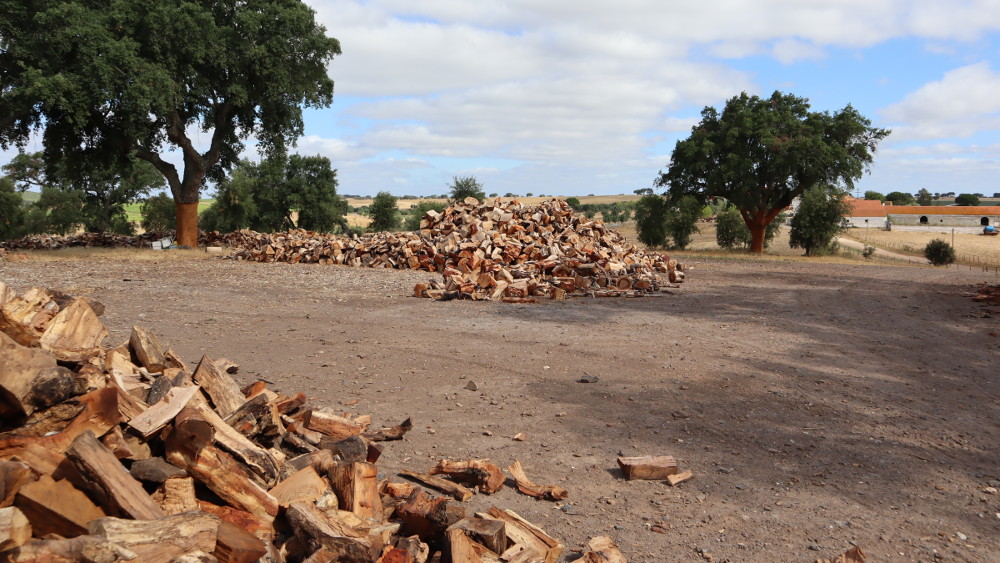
[2,254,999,562]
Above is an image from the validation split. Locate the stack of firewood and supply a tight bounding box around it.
[0,282,626,562]
[0,232,183,251]
[221,198,684,301]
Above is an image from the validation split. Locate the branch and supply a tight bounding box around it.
[204,100,235,168]
[134,147,181,198]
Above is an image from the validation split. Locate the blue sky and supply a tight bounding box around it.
[7,1,1000,199]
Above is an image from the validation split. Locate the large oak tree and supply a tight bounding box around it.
[0,0,340,246]
[658,91,889,253]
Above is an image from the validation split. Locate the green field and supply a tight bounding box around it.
[122,199,215,223]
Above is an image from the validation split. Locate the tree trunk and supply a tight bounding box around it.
[176,203,199,248]
[744,207,783,254]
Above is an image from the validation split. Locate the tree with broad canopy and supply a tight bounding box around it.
[657,91,889,253]
[0,0,341,247]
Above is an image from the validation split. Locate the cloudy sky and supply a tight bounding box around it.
[292,0,1000,198]
[5,0,999,199]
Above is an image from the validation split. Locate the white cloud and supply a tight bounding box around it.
[771,38,827,64]
[881,62,1000,139]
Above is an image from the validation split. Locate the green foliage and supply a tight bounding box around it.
[404,201,447,231]
[659,91,889,252]
[204,153,346,234]
[633,194,669,247]
[665,196,702,249]
[1,0,341,241]
[885,191,916,205]
[564,197,581,209]
[716,207,784,250]
[1,153,44,192]
[789,185,851,256]
[368,192,400,232]
[955,193,980,206]
[864,190,885,202]
[141,193,177,232]
[0,177,27,240]
[448,176,485,202]
[862,245,876,259]
[916,188,933,206]
[924,239,956,266]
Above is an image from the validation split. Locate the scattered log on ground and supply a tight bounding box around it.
[430,459,505,494]
[505,460,568,501]
[398,470,474,502]
[616,455,679,480]
[571,535,627,562]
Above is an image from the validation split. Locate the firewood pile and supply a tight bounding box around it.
[220,198,684,301]
[973,283,1000,304]
[0,232,182,251]
[0,282,626,562]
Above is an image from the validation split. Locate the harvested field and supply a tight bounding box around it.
[844,228,1000,266]
[2,253,998,562]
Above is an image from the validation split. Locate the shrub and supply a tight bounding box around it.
[924,239,956,266]
[633,194,669,247]
[862,245,876,259]
[140,193,176,232]
[665,195,702,250]
[565,197,581,209]
[789,185,850,256]
[368,191,399,231]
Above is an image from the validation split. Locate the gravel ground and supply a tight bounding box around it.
[2,254,999,562]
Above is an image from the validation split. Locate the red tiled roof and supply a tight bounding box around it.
[845,198,888,217]
[886,206,1000,215]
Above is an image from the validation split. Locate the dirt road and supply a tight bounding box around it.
[2,255,998,562]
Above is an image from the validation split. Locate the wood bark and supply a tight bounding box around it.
[0,387,119,460]
[285,501,372,562]
[0,331,81,424]
[398,470,474,502]
[0,535,140,562]
[430,459,505,494]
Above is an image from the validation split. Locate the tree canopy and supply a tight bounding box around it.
[657,91,889,253]
[448,176,486,203]
[0,0,341,246]
[788,185,851,256]
[955,193,980,206]
[885,191,916,206]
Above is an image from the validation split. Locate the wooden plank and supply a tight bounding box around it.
[127,385,200,438]
[192,355,245,418]
[616,455,678,480]
[64,430,166,521]
[87,511,220,562]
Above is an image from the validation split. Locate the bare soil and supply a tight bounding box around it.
[2,255,999,562]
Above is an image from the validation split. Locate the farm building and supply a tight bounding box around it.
[844,197,1000,227]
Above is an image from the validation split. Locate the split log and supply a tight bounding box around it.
[164,426,278,521]
[305,410,367,439]
[0,535,139,562]
[215,520,268,563]
[152,477,198,515]
[187,403,281,488]
[430,459,504,494]
[193,356,245,418]
[329,462,382,521]
[0,287,57,346]
[480,507,563,563]
[0,461,32,508]
[398,470,474,502]
[215,358,239,375]
[446,527,484,563]
[14,474,105,538]
[447,517,507,554]
[127,384,200,438]
[666,470,693,486]
[285,501,372,562]
[365,418,413,442]
[0,387,120,461]
[268,466,329,508]
[64,430,166,520]
[505,460,568,501]
[572,536,627,563]
[87,510,220,562]
[0,331,81,425]
[38,298,108,362]
[396,490,465,543]
[320,435,368,464]
[130,458,187,484]
[129,325,166,373]
[616,455,678,480]
[377,536,429,563]
[0,506,31,551]
[101,427,135,459]
[817,546,866,563]
[197,501,273,543]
